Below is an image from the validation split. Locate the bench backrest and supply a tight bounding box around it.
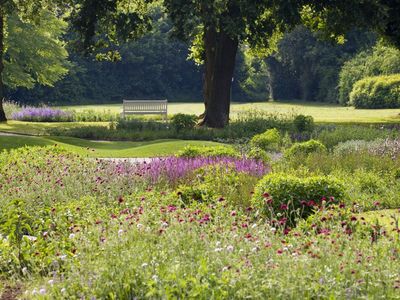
[123,100,167,113]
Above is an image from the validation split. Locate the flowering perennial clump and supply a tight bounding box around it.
[12,107,73,122]
[111,156,269,184]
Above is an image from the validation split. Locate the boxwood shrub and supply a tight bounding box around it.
[350,74,400,109]
[250,128,281,151]
[285,139,327,158]
[177,145,240,158]
[251,173,346,222]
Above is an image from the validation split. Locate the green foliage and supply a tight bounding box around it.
[177,145,239,158]
[178,164,259,208]
[350,74,400,108]
[285,140,327,158]
[116,119,168,131]
[293,114,314,132]
[338,44,400,105]
[252,173,345,221]
[268,26,375,103]
[246,147,271,164]
[171,114,198,132]
[314,125,395,149]
[250,128,281,151]
[4,11,69,89]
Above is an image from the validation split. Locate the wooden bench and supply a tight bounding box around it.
[121,99,168,120]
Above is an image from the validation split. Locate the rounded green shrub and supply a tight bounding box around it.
[171,113,198,131]
[177,145,240,158]
[293,115,314,132]
[285,139,327,158]
[246,147,271,163]
[349,75,400,109]
[251,173,346,221]
[250,128,281,151]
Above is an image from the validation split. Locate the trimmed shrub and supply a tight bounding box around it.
[252,173,346,221]
[293,115,314,132]
[250,128,281,151]
[246,147,271,163]
[350,74,400,109]
[177,145,240,158]
[285,139,326,158]
[177,164,260,207]
[171,113,198,131]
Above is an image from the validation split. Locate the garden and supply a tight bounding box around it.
[2,0,400,299]
[1,106,400,299]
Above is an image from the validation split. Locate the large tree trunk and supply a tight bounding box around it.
[199,27,238,128]
[0,12,6,122]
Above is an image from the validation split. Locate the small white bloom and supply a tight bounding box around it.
[152,275,159,282]
[39,288,46,295]
[137,223,143,229]
[22,267,28,275]
[214,248,223,252]
[222,266,229,272]
[226,245,234,252]
[283,247,288,251]
[251,247,259,253]
[270,227,276,232]
[24,235,37,242]
[60,255,67,261]
[141,263,148,268]
[118,229,124,236]
[251,223,257,229]
[239,249,244,253]
[215,241,221,246]
[69,233,75,239]
[32,289,38,295]
[161,222,168,228]
[48,279,54,285]
[61,288,66,293]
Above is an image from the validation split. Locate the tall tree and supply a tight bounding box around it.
[163,0,400,128]
[0,0,151,121]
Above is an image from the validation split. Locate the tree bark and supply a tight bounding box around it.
[199,27,238,128]
[0,12,6,122]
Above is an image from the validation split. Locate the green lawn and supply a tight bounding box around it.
[61,101,400,123]
[0,136,224,157]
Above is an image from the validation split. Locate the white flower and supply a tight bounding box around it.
[69,233,75,239]
[60,255,67,261]
[152,275,159,282]
[161,222,168,228]
[226,245,234,252]
[31,289,38,295]
[22,267,28,275]
[39,288,46,295]
[61,288,67,293]
[141,263,148,268]
[251,247,259,253]
[24,235,37,242]
[215,241,221,246]
[251,223,257,229]
[214,248,223,252]
[222,266,229,272]
[48,279,54,285]
[270,227,276,232]
[137,223,143,229]
[118,229,124,236]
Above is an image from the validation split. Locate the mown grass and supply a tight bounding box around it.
[0,136,223,157]
[60,100,400,123]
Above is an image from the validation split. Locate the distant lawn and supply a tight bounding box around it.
[60,101,400,123]
[0,136,224,158]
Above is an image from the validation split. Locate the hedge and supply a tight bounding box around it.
[349,74,400,109]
